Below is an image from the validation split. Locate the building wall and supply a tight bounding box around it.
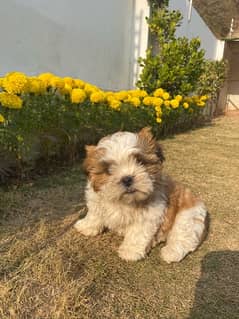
[0,0,149,90]
[223,41,239,111]
[169,0,224,60]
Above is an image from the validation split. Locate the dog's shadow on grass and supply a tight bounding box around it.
[189,250,239,319]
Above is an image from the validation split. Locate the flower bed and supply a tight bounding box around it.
[0,72,208,178]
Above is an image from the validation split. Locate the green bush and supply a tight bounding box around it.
[137,5,205,95]
[0,72,208,180]
[196,60,228,101]
[0,92,204,166]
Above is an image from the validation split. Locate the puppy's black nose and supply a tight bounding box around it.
[121,175,134,187]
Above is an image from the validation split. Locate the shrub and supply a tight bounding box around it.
[196,60,228,102]
[0,72,208,178]
[137,4,205,95]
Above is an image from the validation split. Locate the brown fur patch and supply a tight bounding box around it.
[83,145,110,192]
[159,177,200,238]
[137,127,165,163]
[137,127,164,178]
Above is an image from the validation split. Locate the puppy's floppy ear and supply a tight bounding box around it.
[83,145,108,191]
[138,127,165,163]
[138,126,153,138]
[138,127,154,149]
[83,145,97,175]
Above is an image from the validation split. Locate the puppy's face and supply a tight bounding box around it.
[84,127,164,205]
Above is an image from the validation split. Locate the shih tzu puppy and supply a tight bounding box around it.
[74,128,208,263]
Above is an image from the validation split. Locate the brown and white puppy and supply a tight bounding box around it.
[74,128,208,263]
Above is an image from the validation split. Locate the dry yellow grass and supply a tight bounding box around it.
[0,116,239,319]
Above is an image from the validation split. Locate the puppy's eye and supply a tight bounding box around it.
[135,154,147,165]
[100,161,112,175]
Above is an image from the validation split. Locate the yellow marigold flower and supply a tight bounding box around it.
[74,79,85,89]
[130,90,148,98]
[137,90,148,98]
[170,99,179,108]
[141,90,148,97]
[90,91,105,103]
[164,100,171,107]
[126,90,135,97]
[65,84,72,92]
[0,113,5,123]
[197,101,206,107]
[175,95,183,102]
[50,76,64,89]
[115,91,129,101]
[2,72,29,94]
[29,77,45,94]
[152,97,163,107]
[106,94,114,101]
[84,83,98,95]
[0,78,3,88]
[162,92,170,100]
[155,105,162,115]
[109,99,121,109]
[200,95,208,101]
[143,96,154,106]
[0,92,23,109]
[60,83,72,95]
[156,117,162,123]
[71,88,86,103]
[38,73,54,87]
[154,88,164,97]
[183,102,189,109]
[105,91,114,97]
[63,77,74,86]
[106,92,119,104]
[128,97,141,107]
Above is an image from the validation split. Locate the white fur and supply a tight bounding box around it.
[98,132,138,161]
[160,202,207,263]
[97,132,154,204]
[75,182,166,261]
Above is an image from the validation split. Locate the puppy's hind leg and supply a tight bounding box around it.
[160,203,208,263]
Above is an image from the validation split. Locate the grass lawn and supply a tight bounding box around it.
[0,116,238,319]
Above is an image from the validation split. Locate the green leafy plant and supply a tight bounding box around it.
[137,5,205,95]
[196,60,228,101]
[147,0,169,10]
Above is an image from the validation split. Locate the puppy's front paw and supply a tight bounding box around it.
[118,245,145,261]
[160,246,183,263]
[74,219,101,237]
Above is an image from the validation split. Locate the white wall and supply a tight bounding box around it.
[169,0,224,60]
[0,0,149,90]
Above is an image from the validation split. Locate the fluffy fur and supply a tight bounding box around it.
[74,127,208,262]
